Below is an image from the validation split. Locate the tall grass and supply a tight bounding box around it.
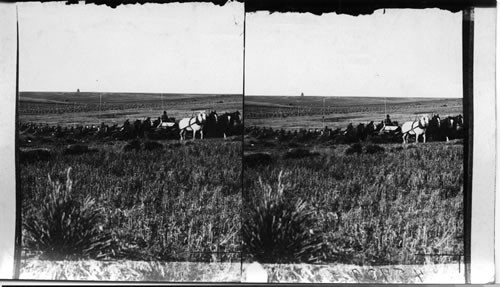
[244,142,463,265]
[21,140,241,262]
[24,167,112,260]
[243,171,324,263]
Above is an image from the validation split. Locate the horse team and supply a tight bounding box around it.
[20,110,461,144]
[245,113,464,144]
[177,110,242,140]
[19,110,242,142]
[401,114,464,144]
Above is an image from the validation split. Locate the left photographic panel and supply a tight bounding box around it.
[16,1,243,281]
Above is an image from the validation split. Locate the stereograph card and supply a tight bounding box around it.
[0,0,496,284]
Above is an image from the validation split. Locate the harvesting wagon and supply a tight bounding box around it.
[155,110,178,132]
[153,117,180,139]
[156,117,178,130]
[378,123,401,136]
[366,121,402,143]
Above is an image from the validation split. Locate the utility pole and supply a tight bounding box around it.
[99,93,102,120]
[96,79,101,120]
[322,98,325,128]
[384,97,387,115]
[296,98,300,117]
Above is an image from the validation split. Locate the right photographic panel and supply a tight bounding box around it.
[243,8,468,283]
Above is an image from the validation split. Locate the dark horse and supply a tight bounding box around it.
[118,118,151,139]
[217,111,242,138]
[203,110,219,138]
[426,113,442,141]
[440,114,464,141]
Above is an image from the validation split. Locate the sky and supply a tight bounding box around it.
[245,9,463,98]
[17,1,244,94]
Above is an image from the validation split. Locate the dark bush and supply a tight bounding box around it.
[345,143,363,155]
[122,140,141,152]
[39,137,54,144]
[166,142,182,149]
[229,135,243,142]
[333,135,348,144]
[143,141,163,151]
[365,144,385,154]
[63,144,97,155]
[20,148,52,164]
[390,146,404,152]
[246,139,276,149]
[244,152,273,168]
[283,148,320,159]
[147,131,168,141]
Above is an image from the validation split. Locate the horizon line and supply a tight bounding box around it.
[244,94,463,99]
[19,91,243,96]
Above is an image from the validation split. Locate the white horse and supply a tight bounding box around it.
[401,115,430,144]
[178,111,207,140]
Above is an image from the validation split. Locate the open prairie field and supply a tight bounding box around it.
[245,96,462,130]
[20,92,242,126]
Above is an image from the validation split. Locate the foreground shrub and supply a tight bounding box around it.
[283,148,319,159]
[63,144,96,155]
[20,148,52,164]
[244,152,273,168]
[365,144,385,154]
[24,168,112,260]
[122,139,141,152]
[243,171,324,263]
[143,141,163,151]
[345,143,363,155]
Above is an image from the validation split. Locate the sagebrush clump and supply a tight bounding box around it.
[243,171,325,263]
[24,167,112,260]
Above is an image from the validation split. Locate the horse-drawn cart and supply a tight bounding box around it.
[378,123,401,136]
[154,117,180,139]
[156,117,178,130]
[370,122,402,143]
